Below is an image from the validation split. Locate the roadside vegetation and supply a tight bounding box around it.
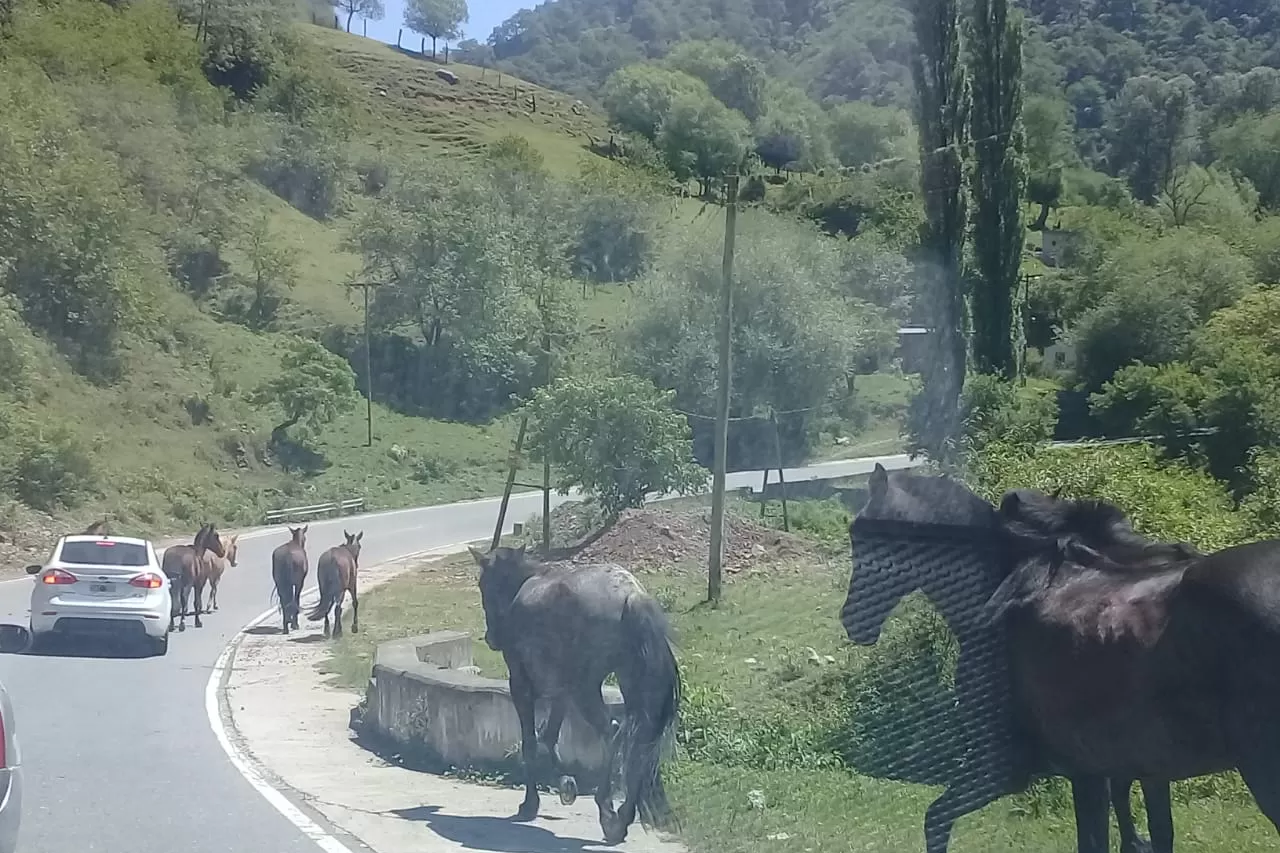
[0,0,911,569]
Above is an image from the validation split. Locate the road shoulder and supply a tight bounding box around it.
[221,551,686,853]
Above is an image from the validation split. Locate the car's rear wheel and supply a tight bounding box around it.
[148,632,169,657]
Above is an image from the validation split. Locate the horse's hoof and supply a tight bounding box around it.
[351,626,359,634]
[514,800,539,822]
[601,815,628,846]
[558,776,578,805]
[177,624,185,633]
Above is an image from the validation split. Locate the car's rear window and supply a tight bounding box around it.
[58,541,149,567]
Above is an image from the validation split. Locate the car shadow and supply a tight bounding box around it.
[0,623,154,659]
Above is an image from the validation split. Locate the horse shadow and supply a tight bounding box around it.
[389,805,605,853]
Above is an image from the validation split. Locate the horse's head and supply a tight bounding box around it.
[223,534,240,567]
[289,526,308,548]
[843,464,999,644]
[343,530,363,565]
[193,523,227,558]
[468,543,534,651]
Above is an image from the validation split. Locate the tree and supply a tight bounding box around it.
[905,0,971,463]
[348,162,573,420]
[1072,233,1251,388]
[229,211,297,329]
[336,0,383,33]
[966,0,1026,377]
[524,374,706,520]
[663,39,769,121]
[601,64,711,140]
[1106,75,1196,204]
[623,213,892,464]
[403,0,467,58]
[1210,110,1280,211]
[655,90,751,193]
[253,336,359,445]
[753,85,832,173]
[826,102,913,168]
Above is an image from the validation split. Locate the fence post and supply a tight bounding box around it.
[397,29,402,48]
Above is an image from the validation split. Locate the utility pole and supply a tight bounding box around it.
[708,174,739,604]
[349,282,382,447]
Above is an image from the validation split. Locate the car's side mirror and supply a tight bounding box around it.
[24,565,41,576]
[0,625,31,654]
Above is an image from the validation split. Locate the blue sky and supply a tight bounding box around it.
[353,0,532,47]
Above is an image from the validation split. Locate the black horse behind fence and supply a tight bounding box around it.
[842,463,1280,853]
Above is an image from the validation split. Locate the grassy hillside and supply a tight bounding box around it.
[0,0,910,575]
[0,4,607,561]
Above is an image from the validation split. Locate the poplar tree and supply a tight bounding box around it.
[967,0,1027,377]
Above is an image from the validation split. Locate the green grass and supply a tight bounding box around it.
[324,501,1276,853]
[302,26,611,176]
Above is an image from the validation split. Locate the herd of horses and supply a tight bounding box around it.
[82,519,364,638]
[470,461,1280,851]
[84,454,1280,852]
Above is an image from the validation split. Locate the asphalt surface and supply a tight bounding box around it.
[0,453,913,853]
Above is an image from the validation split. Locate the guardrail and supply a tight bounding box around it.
[264,497,366,525]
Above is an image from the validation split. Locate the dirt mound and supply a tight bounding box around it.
[567,506,817,575]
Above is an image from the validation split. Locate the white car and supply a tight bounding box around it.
[26,535,171,656]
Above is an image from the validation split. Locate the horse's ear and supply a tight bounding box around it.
[869,462,888,499]
[231,534,239,544]
[466,545,486,566]
[344,529,350,539]
[356,531,363,542]
[302,525,309,535]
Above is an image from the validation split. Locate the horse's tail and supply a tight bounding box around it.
[271,560,297,619]
[619,594,681,833]
[306,558,337,622]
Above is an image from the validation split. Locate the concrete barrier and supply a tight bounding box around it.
[355,630,624,778]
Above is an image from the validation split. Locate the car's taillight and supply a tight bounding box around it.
[41,569,77,585]
[129,573,164,590]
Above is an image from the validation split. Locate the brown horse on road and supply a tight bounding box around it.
[203,533,239,613]
[161,523,225,632]
[308,531,362,638]
[272,526,308,634]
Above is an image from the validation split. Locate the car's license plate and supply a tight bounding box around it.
[89,582,114,595]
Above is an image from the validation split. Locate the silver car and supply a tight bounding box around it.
[0,624,27,853]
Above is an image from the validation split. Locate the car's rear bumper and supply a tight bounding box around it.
[31,609,169,639]
[0,765,24,853]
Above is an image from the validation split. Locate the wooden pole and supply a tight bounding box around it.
[363,283,372,447]
[707,174,739,603]
[541,323,552,555]
[491,417,528,550]
[771,411,789,532]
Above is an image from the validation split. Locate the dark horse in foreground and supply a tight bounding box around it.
[272,526,309,634]
[160,523,226,632]
[467,544,681,846]
[308,530,361,638]
[843,463,1280,853]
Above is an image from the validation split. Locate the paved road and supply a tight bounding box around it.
[0,453,914,853]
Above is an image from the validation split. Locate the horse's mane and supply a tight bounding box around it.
[988,489,1203,645]
[998,488,1202,567]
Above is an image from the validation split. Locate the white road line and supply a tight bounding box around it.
[206,595,357,853]
[205,538,477,853]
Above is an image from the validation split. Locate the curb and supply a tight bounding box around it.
[207,539,483,853]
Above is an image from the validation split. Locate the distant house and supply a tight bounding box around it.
[1043,339,1077,372]
[1040,229,1080,268]
[897,326,932,374]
